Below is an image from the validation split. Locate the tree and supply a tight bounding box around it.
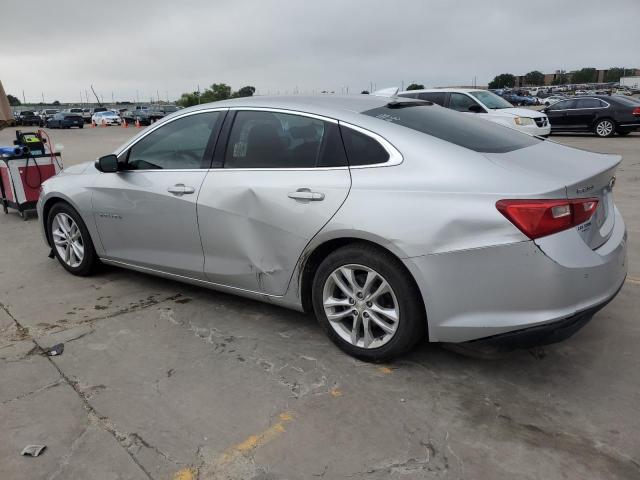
[361,90,370,94]
[406,83,424,91]
[7,94,20,106]
[523,70,545,86]
[488,73,516,89]
[52,100,60,106]
[571,67,597,84]
[233,86,255,98]
[551,70,570,85]
[604,67,627,83]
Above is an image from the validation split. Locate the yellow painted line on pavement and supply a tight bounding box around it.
[173,467,196,480]
[219,411,294,465]
[330,387,343,397]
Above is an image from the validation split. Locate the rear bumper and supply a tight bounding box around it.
[403,207,627,343]
[467,280,623,349]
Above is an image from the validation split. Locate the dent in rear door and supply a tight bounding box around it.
[197,110,351,295]
[198,169,350,295]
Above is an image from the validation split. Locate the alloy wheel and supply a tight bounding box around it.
[596,120,614,137]
[52,212,84,268]
[322,264,400,349]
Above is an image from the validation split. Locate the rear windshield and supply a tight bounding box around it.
[610,96,640,106]
[362,103,541,153]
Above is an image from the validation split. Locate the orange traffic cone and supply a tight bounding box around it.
[122,119,128,128]
[90,120,96,128]
[135,119,141,128]
[101,119,107,128]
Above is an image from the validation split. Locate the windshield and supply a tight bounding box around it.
[362,103,540,153]
[469,90,514,109]
[163,106,178,112]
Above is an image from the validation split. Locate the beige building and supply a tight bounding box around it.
[515,68,640,87]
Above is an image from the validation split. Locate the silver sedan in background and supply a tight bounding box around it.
[37,95,627,360]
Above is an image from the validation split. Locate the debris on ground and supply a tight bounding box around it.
[44,343,64,357]
[21,445,46,457]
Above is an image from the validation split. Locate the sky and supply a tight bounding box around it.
[1,0,639,103]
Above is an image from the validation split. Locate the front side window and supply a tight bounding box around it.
[449,93,480,112]
[547,99,576,110]
[126,111,221,170]
[224,111,346,168]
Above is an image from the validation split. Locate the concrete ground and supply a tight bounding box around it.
[0,125,639,480]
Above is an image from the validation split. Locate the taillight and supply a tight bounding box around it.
[496,198,599,239]
[632,107,640,116]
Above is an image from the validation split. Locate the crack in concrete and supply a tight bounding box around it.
[0,378,64,405]
[0,301,157,480]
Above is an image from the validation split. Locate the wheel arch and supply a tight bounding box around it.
[298,236,428,335]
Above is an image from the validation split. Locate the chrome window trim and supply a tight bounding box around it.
[227,106,338,124]
[547,98,610,112]
[114,107,230,158]
[338,121,403,168]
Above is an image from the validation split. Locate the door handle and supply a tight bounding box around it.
[167,184,195,195]
[288,188,325,201]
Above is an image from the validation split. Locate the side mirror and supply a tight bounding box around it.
[95,154,119,173]
[468,104,484,113]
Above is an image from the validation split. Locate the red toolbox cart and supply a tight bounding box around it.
[0,130,62,219]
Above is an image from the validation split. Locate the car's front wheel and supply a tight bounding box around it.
[312,243,426,361]
[595,118,615,137]
[47,203,98,276]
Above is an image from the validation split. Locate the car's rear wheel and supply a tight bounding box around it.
[595,118,615,137]
[47,203,98,276]
[312,243,426,361]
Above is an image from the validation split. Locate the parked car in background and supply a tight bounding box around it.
[46,112,84,129]
[17,110,43,126]
[92,110,122,126]
[544,95,640,136]
[82,109,92,123]
[65,108,85,116]
[398,88,550,136]
[39,109,60,124]
[37,95,626,360]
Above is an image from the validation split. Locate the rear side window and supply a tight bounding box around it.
[224,111,347,168]
[362,104,540,153]
[575,98,603,108]
[339,126,389,166]
[418,92,446,106]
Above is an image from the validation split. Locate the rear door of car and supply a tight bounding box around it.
[197,108,351,295]
[92,109,226,279]
[567,98,605,128]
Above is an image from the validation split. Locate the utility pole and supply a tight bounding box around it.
[197,84,201,104]
[156,90,160,104]
[41,92,45,104]
[22,90,26,104]
[111,92,114,104]
[136,90,139,103]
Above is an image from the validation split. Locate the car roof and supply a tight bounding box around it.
[180,95,393,122]
[399,88,483,95]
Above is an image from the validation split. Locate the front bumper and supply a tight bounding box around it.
[403,208,627,343]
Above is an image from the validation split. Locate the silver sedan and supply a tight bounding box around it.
[37,95,627,360]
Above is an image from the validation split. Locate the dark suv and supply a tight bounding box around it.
[544,95,640,137]
[17,111,42,126]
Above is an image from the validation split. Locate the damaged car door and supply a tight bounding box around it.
[197,109,351,295]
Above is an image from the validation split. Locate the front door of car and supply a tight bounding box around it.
[92,110,225,279]
[197,109,351,295]
[545,99,576,129]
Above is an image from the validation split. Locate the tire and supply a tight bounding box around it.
[312,243,426,361]
[616,129,630,136]
[79,124,84,129]
[47,202,98,276]
[594,118,615,137]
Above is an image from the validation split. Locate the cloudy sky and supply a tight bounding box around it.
[1,0,639,103]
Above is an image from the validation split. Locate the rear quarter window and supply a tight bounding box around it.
[362,104,540,154]
[339,126,389,166]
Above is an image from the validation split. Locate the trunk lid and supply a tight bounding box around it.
[484,140,620,249]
